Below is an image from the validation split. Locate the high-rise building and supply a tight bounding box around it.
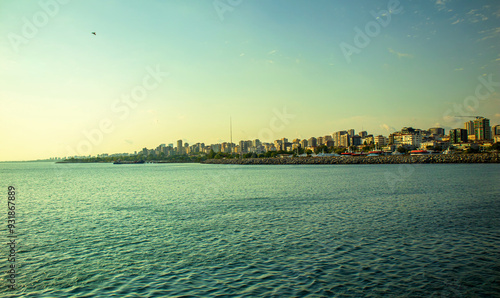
[211,143,221,153]
[429,127,445,136]
[189,144,201,154]
[274,140,283,151]
[374,135,386,147]
[264,143,275,152]
[449,129,468,143]
[351,135,362,146]
[221,142,233,153]
[358,131,367,138]
[308,137,317,147]
[389,133,421,147]
[177,140,183,154]
[493,125,500,136]
[348,129,355,136]
[340,134,350,147]
[300,139,308,149]
[239,140,253,153]
[317,136,324,145]
[363,135,374,145]
[474,117,491,140]
[401,127,415,134]
[465,121,475,136]
[333,131,347,146]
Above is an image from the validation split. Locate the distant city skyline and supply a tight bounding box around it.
[19,116,500,161]
[1,1,499,161]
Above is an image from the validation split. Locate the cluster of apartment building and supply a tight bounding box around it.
[387,117,499,151]
[131,117,498,157]
[60,116,498,160]
[449,117,498,143]
[135,130,384,157]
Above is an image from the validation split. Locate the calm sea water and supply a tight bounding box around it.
[0,162,499,297]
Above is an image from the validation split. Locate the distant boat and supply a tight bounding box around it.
[113,160,145,164]
[367,150,383,157]
[409,150,430,156]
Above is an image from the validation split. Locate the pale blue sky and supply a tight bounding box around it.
[1,0,499,160]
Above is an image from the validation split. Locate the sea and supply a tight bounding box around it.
[0,161,499,297]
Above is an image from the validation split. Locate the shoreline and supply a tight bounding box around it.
[202,153,500,165]
[54,153,500,165]
[55,160,198,164]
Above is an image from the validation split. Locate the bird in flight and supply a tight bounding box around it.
[91,32,96,35]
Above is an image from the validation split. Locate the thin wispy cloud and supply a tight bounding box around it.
[476,27,500,42]
[454,68,464,71]
[441,3,494,25]
[380,124,397,132]
[435,0,449,11]
[466,9,488,23]
[495,9,500,18]
[388,48,414,59]
[268,50,277,55]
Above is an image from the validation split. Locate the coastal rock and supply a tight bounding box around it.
[201,153,500,165]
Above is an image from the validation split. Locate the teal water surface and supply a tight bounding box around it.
[0,162,499,297]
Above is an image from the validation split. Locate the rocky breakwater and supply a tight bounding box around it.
[202,153,500,165]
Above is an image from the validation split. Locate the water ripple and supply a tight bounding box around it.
[0,163,499,297]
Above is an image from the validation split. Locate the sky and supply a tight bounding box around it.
[0,0,499,161]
